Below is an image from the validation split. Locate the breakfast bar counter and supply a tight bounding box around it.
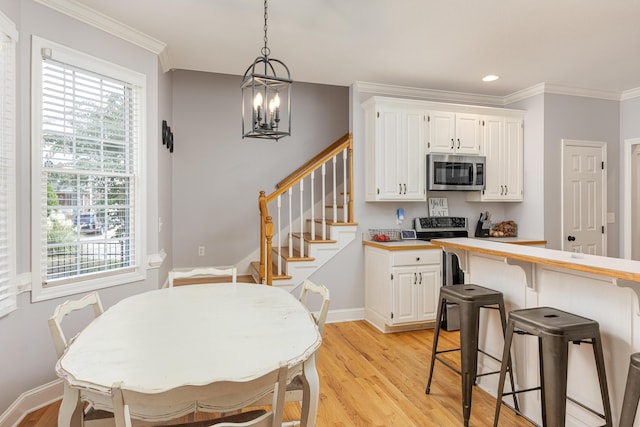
[430,238,640,426]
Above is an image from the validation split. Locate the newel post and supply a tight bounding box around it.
[265,216,274,286]
[258,191,267,284]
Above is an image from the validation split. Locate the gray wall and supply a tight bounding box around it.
[171,71,349,271]
[543,94,620,255]
[0,1,170,414]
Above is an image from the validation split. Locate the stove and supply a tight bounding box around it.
[414,216,469,241]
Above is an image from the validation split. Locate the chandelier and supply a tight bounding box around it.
[241,0,292,141]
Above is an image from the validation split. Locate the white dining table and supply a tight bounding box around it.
[55,283,322,427]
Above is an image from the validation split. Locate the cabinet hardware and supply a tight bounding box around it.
[602,225,605,234]
[505,185,508,194]
[457,138,461,149]
[399,184,402,195]
[601,161,605,170]
[414,273,417,284]
[377,112,379,118]
[390,273,394,280]
[450,138,454,149]
[391,312,394,319]
[416,257,420,261]
[403,184,407,194]
[419,273,423,284]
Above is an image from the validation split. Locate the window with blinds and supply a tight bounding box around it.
[0,15,17,317]
[31,37,146,301]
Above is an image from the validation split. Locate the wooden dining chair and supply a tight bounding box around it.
[111,364,288,427]
[49,292,114,424]
[168,266,238,287]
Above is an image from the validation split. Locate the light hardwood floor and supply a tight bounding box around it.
[19,321,534,427]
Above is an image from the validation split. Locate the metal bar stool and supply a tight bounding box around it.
[620,352,640,427]
[493,306,612,427]
[426,284,519,427]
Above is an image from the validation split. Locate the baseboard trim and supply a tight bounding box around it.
[326,307,365,324]
[0,379,63,427]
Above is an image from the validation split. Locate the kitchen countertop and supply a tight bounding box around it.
[362,236,546,251]
[430,237,640,282]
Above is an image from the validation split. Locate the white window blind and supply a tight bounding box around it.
[32,37,145,300]
[0,16,17,317]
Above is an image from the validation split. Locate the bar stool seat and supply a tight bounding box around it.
[619,352,640,427]
[426,284,518,427]
[493,306,612,427]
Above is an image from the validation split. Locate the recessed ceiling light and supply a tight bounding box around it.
[482,75,500,82]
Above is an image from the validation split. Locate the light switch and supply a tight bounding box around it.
[607,212,615,224]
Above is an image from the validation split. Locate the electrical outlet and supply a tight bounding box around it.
[198,246,205,256]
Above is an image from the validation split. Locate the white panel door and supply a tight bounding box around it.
[562,141,606,255]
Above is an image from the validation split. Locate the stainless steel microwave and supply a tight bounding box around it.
[427,154,486,191]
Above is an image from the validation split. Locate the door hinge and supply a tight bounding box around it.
[602,161,605,170]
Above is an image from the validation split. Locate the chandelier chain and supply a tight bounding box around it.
[261,0,270,57]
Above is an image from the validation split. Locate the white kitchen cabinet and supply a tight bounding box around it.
[364,245,441,333]
[467,115,524,202]
[428,112,482,155]
[363,99,427,201]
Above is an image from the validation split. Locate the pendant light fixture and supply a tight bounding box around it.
[241,0,292,141]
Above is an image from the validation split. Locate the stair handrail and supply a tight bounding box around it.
[258,133,353,285]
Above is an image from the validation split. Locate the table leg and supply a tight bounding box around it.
[59,383,83,427]
[300,354,319,427]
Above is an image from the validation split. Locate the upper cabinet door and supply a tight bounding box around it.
[454,114,482,155]
[363,99,427,201]
[428,112,456,153]
[428,112,481,154]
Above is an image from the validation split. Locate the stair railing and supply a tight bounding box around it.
[258,133,353,285]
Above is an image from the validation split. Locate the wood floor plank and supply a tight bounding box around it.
[19,321,534,427]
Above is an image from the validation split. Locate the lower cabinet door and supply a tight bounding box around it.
[392,266,419,324]
[417,265,440,321]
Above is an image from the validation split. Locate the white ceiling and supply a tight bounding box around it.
[43,0,640,98]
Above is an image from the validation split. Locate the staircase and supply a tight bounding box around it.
[249,133,357,291]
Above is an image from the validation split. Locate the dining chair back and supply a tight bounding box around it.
[48,291,104,358]
[111,364,288,427]
[168,266,237,287]
[299,279,331,334]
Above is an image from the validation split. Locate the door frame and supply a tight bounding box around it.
[624,138,640,259]
[560,139,607,255]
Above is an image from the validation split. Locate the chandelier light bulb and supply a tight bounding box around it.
[254,92,263,109]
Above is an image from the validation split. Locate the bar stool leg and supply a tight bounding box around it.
[459,301,480,427]
[426,296,446,394]
[493,318,515,427]
[497,300,520,413]
[620,355,640,427]
[591,334,612,426]
[540,334,569,427]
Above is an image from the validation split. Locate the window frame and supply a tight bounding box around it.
[31,35,147,302]
[0,11,17,317]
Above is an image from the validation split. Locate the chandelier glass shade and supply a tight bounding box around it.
[241,0,292,141]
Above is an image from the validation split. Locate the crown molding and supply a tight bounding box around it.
[353,81,505,106]
[542,83,621,101]
[502,83,546,105]
[622,87,640,101]
[34,0,172,72]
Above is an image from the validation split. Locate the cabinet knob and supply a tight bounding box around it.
[416,257,420,261]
